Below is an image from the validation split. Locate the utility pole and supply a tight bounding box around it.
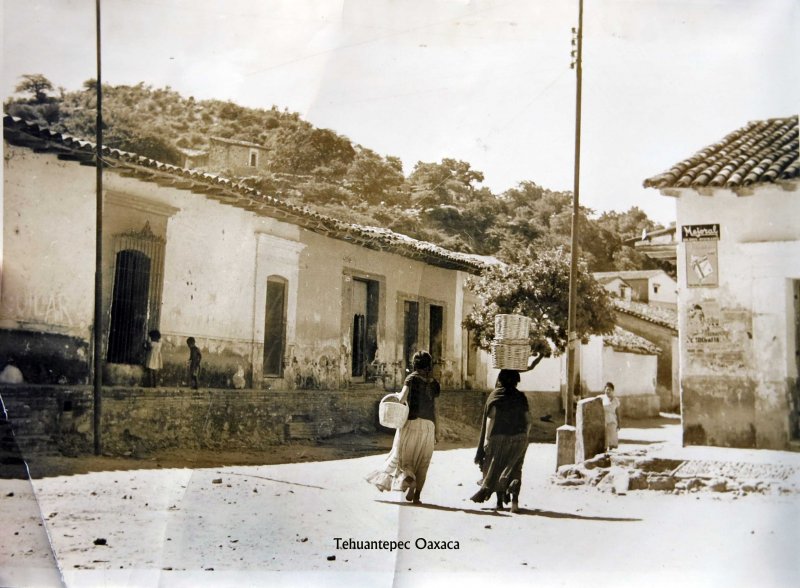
[93,0,104,456]
[565,0,584,427]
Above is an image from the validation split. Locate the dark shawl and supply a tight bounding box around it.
[474,385,529,465]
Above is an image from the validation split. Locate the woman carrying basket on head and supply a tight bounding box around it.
[366,351,440,504]
[471,369,532,513]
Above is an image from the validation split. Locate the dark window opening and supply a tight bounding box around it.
[429,304,444,368]
[107,250,151,364]
[351,278,379,379]
[263,277,287,377]
[106,223,165,365]
[249,151,257,167]
[352,313,367,377]
[466,329,478,377]
[403,300,419,372]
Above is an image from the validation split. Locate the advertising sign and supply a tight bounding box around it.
[682,224,720,287]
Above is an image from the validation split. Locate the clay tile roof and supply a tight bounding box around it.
[612,300,678,332]
[644,115,799,190]
[603,326,661,355]
[3,115,494,274]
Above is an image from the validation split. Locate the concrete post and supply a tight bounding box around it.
[556,425,576,469]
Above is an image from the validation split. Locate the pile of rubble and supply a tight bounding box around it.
[554,450,799,496]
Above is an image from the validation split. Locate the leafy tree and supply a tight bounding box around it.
[463,247,615,362]
[270,125,355,177]
[422,194,503,254]
[596,207,660,241]
[611,246,655,271]
[345,147,406,205]
[5,101,61,125]
[15,74,55,103]
[588,207,666,271]
[408,158,485,206]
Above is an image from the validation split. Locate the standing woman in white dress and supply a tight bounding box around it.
[601,382,621,450]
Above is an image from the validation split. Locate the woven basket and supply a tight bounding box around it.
[491,341,531,370]
[494,314,531,341]
[378,394,409,429]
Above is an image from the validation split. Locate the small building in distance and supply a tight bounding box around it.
[207,136,271,176]
[592,269,677,309]
[594,274,633,302]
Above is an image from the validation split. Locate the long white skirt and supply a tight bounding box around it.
[366,419,435,493]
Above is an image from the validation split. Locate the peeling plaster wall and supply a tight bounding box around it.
[1,146,95,383]
[675,183,800,448]
[293,229,466,390]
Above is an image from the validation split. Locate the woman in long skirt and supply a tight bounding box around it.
[366,351,440,503]
[471,369,531,513]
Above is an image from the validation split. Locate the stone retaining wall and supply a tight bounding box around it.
[0,386,495,457]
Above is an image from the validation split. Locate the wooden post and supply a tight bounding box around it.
[93,0,104,456]
[565,0,584,427]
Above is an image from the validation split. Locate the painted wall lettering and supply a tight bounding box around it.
[2,290,82,327]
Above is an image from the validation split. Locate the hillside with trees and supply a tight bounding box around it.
[5,74,671,274]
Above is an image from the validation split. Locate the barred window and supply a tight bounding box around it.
[106,223,165,364]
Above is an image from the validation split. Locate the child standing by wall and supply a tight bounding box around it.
[601,382,621,450]
[144,330,163,387]
[187,337,202,389]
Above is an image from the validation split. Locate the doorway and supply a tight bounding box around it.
[403,300,420,372]
[351,278,379,380]
[263,277,287,377]
[428,304,444,376]
[106,250,151,364]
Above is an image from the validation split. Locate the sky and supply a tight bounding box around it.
[2,0,798,226]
